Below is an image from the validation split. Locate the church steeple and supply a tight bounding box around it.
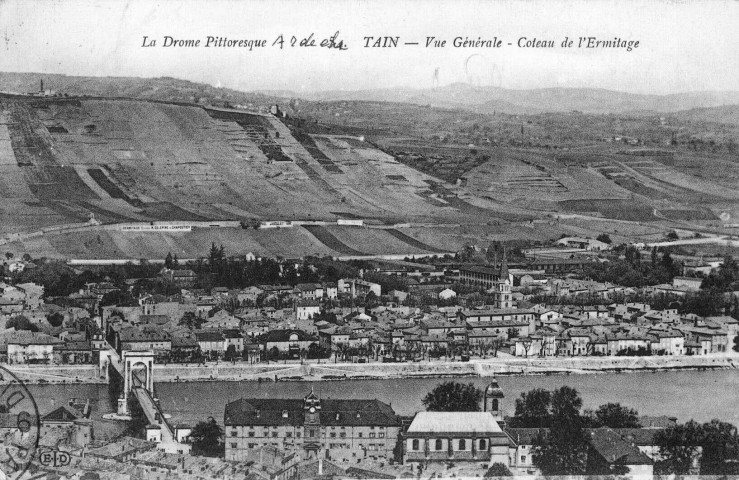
[499,247,509,280]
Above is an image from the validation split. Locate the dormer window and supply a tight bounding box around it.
[335,413,340,421]
[356,412,361,418]
[254,409,261,418]
[282,410,289,418]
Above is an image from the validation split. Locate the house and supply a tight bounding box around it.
[513,330,557,358]
[295,283,324,300]
[586,428,653,477]
[170,335,199,361]
[672,276,703,291]
[54,340,93,364]
[223,391,401,463]
[295,300,321,321]
[530,305,562,328]
[318,326,351,349]
[337,279,381,298]
[323,283,338,299]
[647,329,684,355]
[676,323,728,353]
[465,320,530,340]
[159,268,197,287]
[458,308,535,332]
[223,329,245,353]
[260,330,318,356]
[419,319,464,337]
[116,326,172,359]
[41,405,93,447]
[505,428,547,472]
[237,286,264,305]
[195,330,226,355]
[3,331,62,364]
[0,298,24,315]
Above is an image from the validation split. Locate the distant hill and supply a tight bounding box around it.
[287,83,739,115]
[3,72,739,117]
[669,104,739,126]
[0,72,283,107]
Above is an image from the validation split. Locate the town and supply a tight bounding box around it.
[1,234,738,478]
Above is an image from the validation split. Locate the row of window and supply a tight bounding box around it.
[229,442,387,450]
[409,438,488,451]
[231,430,386,439]
[237,425,385,430]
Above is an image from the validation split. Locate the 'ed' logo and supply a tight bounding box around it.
[38,449,70,467]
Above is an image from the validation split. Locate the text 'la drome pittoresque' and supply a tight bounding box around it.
[140,34,640,52]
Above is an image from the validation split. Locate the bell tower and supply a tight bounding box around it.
[483,378,505,422]
[303,389,322,457]
[494,248,512,309]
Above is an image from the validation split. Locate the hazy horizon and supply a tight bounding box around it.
[3,71,739,99]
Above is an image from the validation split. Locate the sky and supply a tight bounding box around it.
[0,0,737,95]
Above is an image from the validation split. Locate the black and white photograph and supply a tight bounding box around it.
[0,0,738,478]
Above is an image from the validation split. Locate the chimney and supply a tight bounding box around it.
[318,458,323,476]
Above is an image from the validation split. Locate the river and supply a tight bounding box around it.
[24,369,739,435]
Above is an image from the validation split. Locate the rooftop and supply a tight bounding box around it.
[407,412,502,434]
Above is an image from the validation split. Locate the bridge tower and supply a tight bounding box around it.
[118,351,155,415]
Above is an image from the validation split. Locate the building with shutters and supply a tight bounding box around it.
[223,390,401,463]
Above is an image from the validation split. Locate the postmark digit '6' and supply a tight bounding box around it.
[0,366,41,480]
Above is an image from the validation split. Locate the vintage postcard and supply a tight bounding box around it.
[0,0,737,478]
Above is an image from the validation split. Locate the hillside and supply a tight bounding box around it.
[669,105,739,126]
[0,72,283,109]
[0,73,736,261]
[285,83,739,115]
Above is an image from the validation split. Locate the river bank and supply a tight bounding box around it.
[152,354,739,383]
[4,354,736,385]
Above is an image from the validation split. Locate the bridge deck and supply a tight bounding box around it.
[133,387,177,445]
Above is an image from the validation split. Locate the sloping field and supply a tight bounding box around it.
[384,229,449,253]
[319,226,434,255]
[1,226,343,260]
[559,199,657,221]
[251,228,340,257]
[302,225,366,255]
[463,149,631,210]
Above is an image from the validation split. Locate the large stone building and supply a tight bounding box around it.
[223,391,401,463]
[459,251,513,309]
[403,380,508,466]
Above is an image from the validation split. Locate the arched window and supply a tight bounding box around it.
[412,439,419,451]
[435,439,443,451]
[458,439,466,450]
[479,439,487,451]
[492,399,499,411]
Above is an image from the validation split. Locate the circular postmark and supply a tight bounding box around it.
[0,366,40,480]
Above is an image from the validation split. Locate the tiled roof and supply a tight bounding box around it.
[260,329,318,343]
[224,397,400,427]
[3,331,62,345]
[504,427,549,446]
[408,412,501,434]
[587,428,653,465]
[119,327,170,343]
[195,331,224,342]
[42,405,80,423]
[460,308,532,317]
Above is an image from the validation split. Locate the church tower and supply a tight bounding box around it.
[483,378,505,421]
[493,248,512,309]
